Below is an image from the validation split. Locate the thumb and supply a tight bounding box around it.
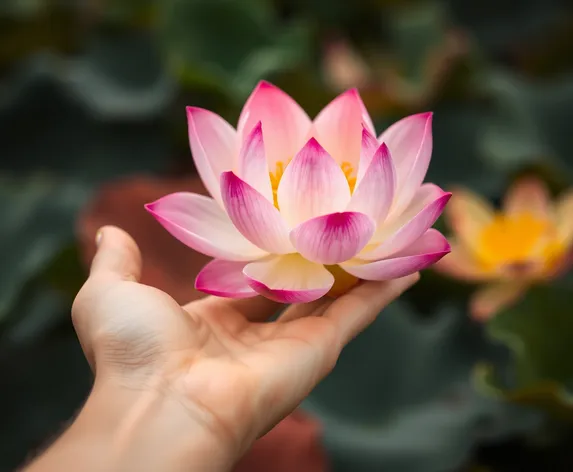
[89,225,142,282]
[72,226,142,370]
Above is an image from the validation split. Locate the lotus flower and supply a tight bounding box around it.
[145,81,451,303]
[435,177,573,320]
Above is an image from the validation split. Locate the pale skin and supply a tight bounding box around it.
[24,226,419,472]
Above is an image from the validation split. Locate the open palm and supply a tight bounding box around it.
[72,226,418,458]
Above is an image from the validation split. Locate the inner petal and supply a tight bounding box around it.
[269,159,357,210]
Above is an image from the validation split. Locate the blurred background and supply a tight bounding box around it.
[2,0,573,471]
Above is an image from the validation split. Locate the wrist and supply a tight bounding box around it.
[70,378,238,472]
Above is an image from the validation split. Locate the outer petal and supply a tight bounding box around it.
[433,239,496,282]
[470,282,527,322]
[243,254,334,303]
[237,121,273,202]
[290,211,375,264]
[348,142,395,223]
[277,138,351,227]
[145,192,266,261]
[444,187,494,254]
[554,189,573,246]
[195,259,257,298]
[221,172,293,254]
[361,184,451,260]
[237,81,311,167]
[187,107,237,206]
[313,89,364,167]
[341,229,450,280]
[503,176,550,218]
[380,112,433,214]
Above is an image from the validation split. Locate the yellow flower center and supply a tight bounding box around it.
[269,160,290,209]
[476,212,564,275]
[269,160,357,209]
[340,162,357,193]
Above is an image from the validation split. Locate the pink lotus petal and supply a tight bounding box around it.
[503,176,550,218]
[237,121,273,202]
[186,107,238,206]
[83,176,213,304]
[470,282,527,321]
[195,259,257,298]
[145,192,266,261]
[362,184,451,260]
[290,211,375,264]
[277,138,351,227]
[221,172,293,254]
[348,142,396,223]
[380,112,433,214]
[313,89,364,167]
[243,254,334,303]
[238,81,311,168]
[356,126,380,184]
[341,229,450,280]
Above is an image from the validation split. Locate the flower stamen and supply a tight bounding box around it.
[269,160,290,209]
[340,161,357,193]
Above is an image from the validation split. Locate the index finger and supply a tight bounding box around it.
[189,295,284,323]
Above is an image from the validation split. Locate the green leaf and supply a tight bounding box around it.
[388,2,447,81]
[39,244,86,297]
[475,285,573,420]
[101,0,159,27]
[0,3,79,65]
[159,0,310,101]
[479,71,573,178]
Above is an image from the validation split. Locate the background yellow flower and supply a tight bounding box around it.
[435,177,573,320]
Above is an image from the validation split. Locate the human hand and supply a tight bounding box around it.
[70,226,418,471]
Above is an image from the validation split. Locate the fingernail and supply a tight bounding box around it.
[95,229,103,247]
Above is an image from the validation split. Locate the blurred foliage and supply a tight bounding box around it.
[0,175,89,329]
[159,0,311,102]
[476,284,573,421]
[304,300,540,472]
